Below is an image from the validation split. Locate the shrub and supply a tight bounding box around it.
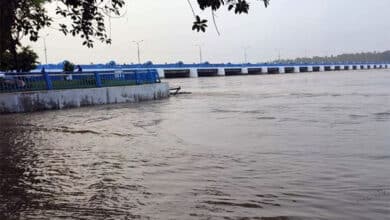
[63,60,75,72]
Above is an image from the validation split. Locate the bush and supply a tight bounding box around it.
[107,60,116,67]
[144,61,153,66]
[0,46,39,72]
[63,60,75,72]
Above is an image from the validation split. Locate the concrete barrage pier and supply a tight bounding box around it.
[0,83,169,113]
[156,63,389,78]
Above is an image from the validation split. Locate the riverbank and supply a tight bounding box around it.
[0,83,169,113]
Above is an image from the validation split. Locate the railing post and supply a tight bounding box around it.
[135,72,139,85]
[146,69,152,83]
[94,72,102,87]
[155,70,161,83]
[43,70,53,90]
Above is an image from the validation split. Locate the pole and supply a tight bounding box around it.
[199,45,203,64]
[244,50,247,63]
[137,43,140,64]
[42,34,49,67]
[133,40,143,64]
[195,44,203,63]
[243,47,250,64]
[44,38,47,66]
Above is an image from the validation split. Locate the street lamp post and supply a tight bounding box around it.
[132,40,144,64]
[42,34,49,67]
[195,44,203,63]
[243,46,250,64]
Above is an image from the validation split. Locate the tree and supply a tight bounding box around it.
[0,0,270,71]
[0,46,39,72]
[107,60,117,67]
[0,0,50,71]
[0,0,125,71]
[16,47,40,72]
[63,60,75,72]
[190,0,270,32]
[144,61,153,66]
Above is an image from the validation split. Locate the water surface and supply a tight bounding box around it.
[1,70,390,219]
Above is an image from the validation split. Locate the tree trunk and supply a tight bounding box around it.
[0,0,17,71]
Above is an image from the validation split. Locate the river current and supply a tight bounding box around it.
[1,70,389,219]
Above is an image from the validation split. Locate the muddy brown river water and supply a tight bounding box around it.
[1,70,390,219]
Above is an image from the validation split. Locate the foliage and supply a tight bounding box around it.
[275,51,390,64]
[0,0,125,67]
[0,0,270,71]
[17,47,40,72]
[192,0,270,32]
[55,0,125,48]
[0,46,39,72]
[108,60,117,66]
[0,1,50,53]
[144,61,153,66]
[63,60,75,72]
[1,0,270,51]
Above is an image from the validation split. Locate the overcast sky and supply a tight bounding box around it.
[25,0,390,65]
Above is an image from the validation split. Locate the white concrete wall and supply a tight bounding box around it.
[0,83,170,113]
[308,66,313,72]
[242,68,249,74]
[189,68,198,78]
[157,68,165,78]
[279,67,285,74]
[217,68,225,76]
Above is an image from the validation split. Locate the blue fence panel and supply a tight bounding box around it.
[0,68,160,93]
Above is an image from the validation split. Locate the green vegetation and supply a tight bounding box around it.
[63,61,75,73]
[276,51,390,63]
[191,0,269,32]
[0,0,270,72]
[0,46,39,72]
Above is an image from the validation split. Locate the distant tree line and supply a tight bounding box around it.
[274,51,390,64]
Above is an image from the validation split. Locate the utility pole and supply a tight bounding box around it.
[132,40,143,64]
[243,46,250,64]
[42,34,49,67]
[195,44,203,63]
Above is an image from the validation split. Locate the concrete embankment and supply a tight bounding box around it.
[0,83,169,113]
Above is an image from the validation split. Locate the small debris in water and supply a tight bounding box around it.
[169,86,192,95]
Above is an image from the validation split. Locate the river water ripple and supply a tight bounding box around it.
[1,70,390,219]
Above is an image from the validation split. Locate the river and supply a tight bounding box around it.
[1,70,389,219]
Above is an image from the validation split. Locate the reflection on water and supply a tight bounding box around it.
[1,70,390,219]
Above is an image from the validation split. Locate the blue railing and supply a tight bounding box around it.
[0,69,160,93]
